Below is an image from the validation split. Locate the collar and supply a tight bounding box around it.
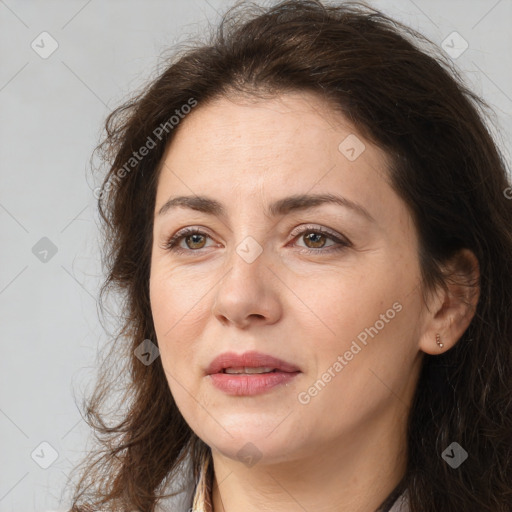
[191,448,212,512]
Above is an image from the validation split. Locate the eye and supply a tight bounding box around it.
[163,228,215,253]
[289,225,351,254]
[162,225,351,255]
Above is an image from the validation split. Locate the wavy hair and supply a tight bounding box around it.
[66,1,512,510]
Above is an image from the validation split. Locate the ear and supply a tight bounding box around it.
[418,248,480,355]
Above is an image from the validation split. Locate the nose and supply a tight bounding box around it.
[211,240,282,329]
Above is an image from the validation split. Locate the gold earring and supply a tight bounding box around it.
[436,333,444,348]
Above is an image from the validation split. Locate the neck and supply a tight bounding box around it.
[210,405,408,512]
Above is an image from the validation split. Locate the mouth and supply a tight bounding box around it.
[205,351,301,396]
[221,367,284,374]
[205,350,301,376]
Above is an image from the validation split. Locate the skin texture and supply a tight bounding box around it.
[149,91,479,512]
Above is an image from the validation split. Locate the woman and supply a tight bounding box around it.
[67,1,512,511]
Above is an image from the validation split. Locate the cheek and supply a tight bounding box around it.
[149,271,200,380]
[149,263,210,336]
[294,264,417,402]
[149,264,221,397]
[291,264,394,348]
[149,276,206,419]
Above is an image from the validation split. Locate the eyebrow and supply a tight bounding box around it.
[157,193,375,223]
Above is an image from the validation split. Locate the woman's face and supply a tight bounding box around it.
[150,91,428,465]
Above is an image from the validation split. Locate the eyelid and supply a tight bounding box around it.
[161,226,215,250]
[162,224,351,254]
[288,223,348,243]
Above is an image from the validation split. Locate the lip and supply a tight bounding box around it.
[205,350,301,375]
[205,350,301,396]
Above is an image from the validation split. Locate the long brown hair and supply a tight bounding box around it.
[66,1,512,510]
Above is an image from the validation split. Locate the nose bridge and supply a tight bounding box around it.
[220,232,268,290]
[234,233,266,267]
[218,190,274,286]
[226,195,270,268]
[211,226,281,326]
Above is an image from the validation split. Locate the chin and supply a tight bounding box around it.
[194,416,307,465]
[208,436,297,466]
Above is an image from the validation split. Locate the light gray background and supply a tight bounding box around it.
[1,0,511,510]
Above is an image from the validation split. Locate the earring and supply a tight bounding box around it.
[436,333,444,348]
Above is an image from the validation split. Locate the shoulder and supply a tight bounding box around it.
[154,455,197,512]
[388,490,410,512]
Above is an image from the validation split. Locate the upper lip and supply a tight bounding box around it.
[205,351,301,375]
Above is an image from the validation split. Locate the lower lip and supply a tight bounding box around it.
[208,371,300,396]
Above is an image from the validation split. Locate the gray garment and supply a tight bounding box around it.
[154,455,196,512]
[388,490,410,512]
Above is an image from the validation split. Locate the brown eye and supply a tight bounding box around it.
[302,232,328,248]
[291,225,351,254]
[184,233,207,249]
[164,228,214,253]
[165,225,350,256]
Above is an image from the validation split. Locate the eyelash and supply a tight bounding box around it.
[162,225,351,256]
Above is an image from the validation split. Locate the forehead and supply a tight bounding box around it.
[154,91,395,222]
[161,91,381,165]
